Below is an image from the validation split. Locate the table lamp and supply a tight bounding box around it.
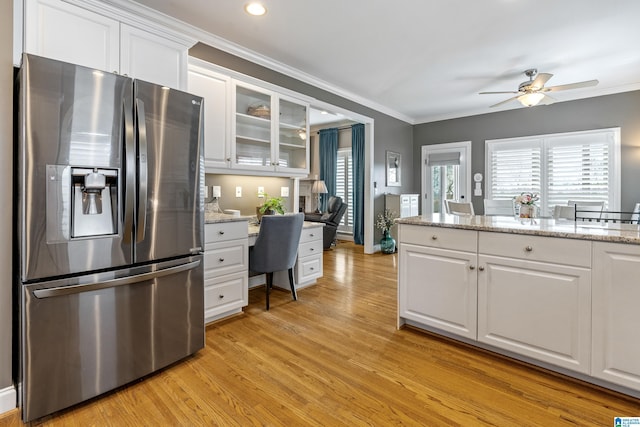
[311,180,328,213]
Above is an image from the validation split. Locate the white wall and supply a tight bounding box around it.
[0,0,17,414]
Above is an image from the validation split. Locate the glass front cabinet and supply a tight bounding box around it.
[232,80,309,175]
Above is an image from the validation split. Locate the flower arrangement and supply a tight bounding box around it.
[515,192,539,206]
[376,209,398,234]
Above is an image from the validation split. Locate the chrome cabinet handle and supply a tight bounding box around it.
[218,231,225,235]
[219,294,225,299]
[431,235,438,240]
[525,246,533,252]
[469,265,476,270]
[479,266,485,271]
[219,258,225,262]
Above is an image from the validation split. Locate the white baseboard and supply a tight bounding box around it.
[0,385,16,415]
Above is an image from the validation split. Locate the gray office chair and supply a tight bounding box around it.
[249,213,304,310]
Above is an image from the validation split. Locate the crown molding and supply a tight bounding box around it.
[82,0,414,124]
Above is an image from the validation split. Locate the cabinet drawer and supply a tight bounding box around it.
[300,226,323,243]
[204,271,247,311]
[205,221,248,243]
[204,241,247,278]
[299,240,322,258]
[298,255,322,282]
[399,224,477,252]
[478,232,591,267]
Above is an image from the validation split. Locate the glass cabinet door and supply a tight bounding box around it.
[277,97,308,171]
[233,83,273,169]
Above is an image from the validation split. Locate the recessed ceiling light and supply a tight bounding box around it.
[245,3,267,16]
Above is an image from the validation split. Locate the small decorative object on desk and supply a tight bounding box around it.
[376,209,398,254]
[515,192,539,218]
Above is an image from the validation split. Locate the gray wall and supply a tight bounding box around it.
[413,91,640,214]
[189,43,414,239]
[1,0,14,396]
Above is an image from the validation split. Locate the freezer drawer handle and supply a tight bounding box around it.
[32,260,201,299]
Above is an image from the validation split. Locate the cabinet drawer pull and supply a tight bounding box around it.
[309,233,314,237]
[219,258,225,262]
[219,294,225,299]
[310,267,314,271]
[431,235,438,240]
[478,266,485,271]
[525,245,533,252]
[218,230,225,235]
[469,265,476,270]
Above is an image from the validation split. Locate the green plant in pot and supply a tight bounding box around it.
[256,193,285,222]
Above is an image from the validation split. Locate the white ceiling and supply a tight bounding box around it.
[128,0,640,124]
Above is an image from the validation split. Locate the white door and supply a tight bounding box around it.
[421,142,472,214]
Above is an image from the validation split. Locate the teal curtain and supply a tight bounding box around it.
[352,123,365,245]
[319,128,338,211]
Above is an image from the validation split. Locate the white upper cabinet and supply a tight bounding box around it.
[24,0,119,72]
[187,60,231,169]
[120,24,187,89]
[22,0,192,90]
[232,80,309,175]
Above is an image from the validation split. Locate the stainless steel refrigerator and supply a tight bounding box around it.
[16,54,205,422]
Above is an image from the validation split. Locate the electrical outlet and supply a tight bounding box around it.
[281,186,289,197]
[212,185,221,198]
[257,186,265,197]
[235,186,242,197]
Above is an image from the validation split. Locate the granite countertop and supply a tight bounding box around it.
[204,212,251,224]
[396,214,640,245]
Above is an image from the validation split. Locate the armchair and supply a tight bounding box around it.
[304,196,347,250]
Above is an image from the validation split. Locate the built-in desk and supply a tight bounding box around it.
[203,213,323,322]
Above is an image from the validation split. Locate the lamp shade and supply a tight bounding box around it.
[311,180,328,194]
[518,92,545,107]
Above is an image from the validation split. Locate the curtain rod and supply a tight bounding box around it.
[315,125,353,134]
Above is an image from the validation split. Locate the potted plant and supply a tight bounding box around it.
[256,193,285,222]
[376,209,398,254]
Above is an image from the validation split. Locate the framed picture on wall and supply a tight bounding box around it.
[386,151,401,187]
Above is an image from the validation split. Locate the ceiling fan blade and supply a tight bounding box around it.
[479,91,520,95]
[537,94,556,105]
[543,79,599,92]
[530,73,553,90]
[490,96,520,108]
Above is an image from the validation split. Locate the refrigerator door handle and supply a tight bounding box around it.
[32,259,201,299]
[123,97,135,243]
[136,98,149,243]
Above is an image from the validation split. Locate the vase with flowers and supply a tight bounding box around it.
[376,209,398,254]
[515,192,539,218]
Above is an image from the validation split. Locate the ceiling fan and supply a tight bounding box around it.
[479,69,599,108]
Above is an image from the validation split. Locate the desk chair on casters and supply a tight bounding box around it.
[249,213,304,310]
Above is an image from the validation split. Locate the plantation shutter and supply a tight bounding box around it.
[488,140,542,201]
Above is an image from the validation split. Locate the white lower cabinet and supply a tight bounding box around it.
[274,224,323,289]
[398,225,478,339]
[592,242,640,390]
[204,221,248,323]
[477,232,592,373]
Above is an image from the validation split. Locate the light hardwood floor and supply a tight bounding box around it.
[2,241,639,426]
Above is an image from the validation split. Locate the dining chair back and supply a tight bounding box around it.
[567,200,604,220]
[447,201,475,215]
[249,213,304,310]
[483,199,514,216]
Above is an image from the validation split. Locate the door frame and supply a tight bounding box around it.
[421,141,472,215]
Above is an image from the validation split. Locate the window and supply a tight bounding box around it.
[486,128,620,215]
[336,149,353,232]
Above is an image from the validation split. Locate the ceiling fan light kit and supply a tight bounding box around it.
[479,68,599,108]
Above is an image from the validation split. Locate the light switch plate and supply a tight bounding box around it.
[281,186,289,197]
[236,186,242,197]
[257,186,264,197]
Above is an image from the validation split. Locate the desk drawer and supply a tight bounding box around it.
[298,255,322,282]
[300,226,323,243]
[205,221,248,243]
[299,240,323,258]
[204,240,247,278]
[204,271,247,312]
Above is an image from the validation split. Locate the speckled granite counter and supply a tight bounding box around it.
[396,214,640,245]
[204,212,250,224]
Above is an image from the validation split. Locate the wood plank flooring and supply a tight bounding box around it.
[2,240,639,426]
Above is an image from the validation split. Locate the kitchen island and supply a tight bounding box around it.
[396,214,640,398]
